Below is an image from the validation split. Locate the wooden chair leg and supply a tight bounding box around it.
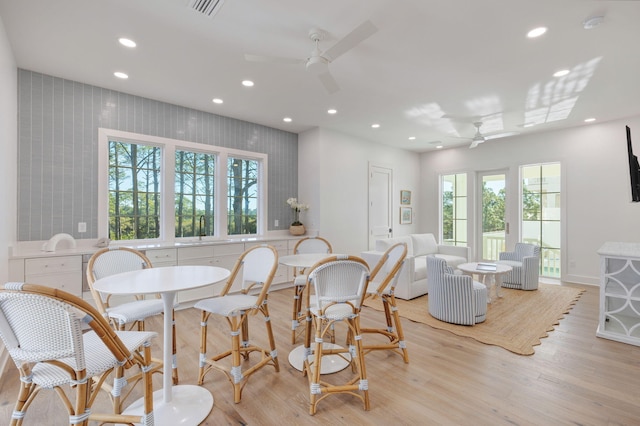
[352,316,370,411]
[388,296,409,363]
[198,311,210,385]
[171,310,179,384]
[292,284,305,344]
[230,316,243,403]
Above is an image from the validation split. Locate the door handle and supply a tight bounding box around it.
[506,222,510,234]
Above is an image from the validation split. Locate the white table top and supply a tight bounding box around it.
[93,265,230,295]
[279,253,336,268]
[458,262,512,275]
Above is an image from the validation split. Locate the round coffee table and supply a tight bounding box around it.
[457,262,512,303]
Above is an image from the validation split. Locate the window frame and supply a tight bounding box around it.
[98,128,268,243]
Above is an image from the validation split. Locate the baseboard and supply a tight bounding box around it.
[563,274,599,286]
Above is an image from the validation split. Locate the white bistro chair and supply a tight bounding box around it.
[195,244,279,403]
[0,283,157,426]
[86,246,179,384]
[290,236,333,344]
[303,255,370,415]
[361,242,409,363]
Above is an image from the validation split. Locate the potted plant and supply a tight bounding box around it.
[287,197,309,235]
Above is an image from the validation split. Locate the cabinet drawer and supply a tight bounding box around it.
[25,256,82,275]
[178,246,215,261]
[214,243,244,256]
[145,248,177,264]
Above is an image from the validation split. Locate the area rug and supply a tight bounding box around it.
[363,284,584,355]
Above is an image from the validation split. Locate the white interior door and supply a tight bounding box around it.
[368,164,393,249]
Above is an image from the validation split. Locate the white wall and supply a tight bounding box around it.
[299,127,421,255]
[0,15,16,283]
[420,115,640,285]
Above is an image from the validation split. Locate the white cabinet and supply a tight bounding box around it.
[597,242,640,346]
[145,248,177,267]
[10,255,83,297]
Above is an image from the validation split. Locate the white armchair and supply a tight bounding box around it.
[427,256,487,325]
[498,243,541,291]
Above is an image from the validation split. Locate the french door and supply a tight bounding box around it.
[477,170,514,261]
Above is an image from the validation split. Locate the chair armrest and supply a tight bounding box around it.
[437,244,469,260]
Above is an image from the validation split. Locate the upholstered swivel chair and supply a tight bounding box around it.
[303,255,370,415]
[361,242,409,363]
[427,255,487,325]
[498,243,541,290]
[86,246,179,384]
[290,236,333,344]
[195,244,279,403]
[0,283,157,426]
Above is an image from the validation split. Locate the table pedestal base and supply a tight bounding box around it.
[288,343,351,374]
[123,384,213,425]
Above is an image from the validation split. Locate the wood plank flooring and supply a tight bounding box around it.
[1,283,640,425]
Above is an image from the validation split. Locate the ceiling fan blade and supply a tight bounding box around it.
[322,20,378,61]
[244,54,305,65]
[317,71,340,94]
[469,140,480,149]
[484,131,519,140]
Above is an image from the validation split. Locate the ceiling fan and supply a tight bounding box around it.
[244,20,378,94]
[465,121,519,149]
[469,122,487,149]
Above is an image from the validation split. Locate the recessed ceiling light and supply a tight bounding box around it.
[283,117,292,123]
[327,109,337,114]
[583,16,604,30]
[554,69,570,77]
[371,123,380,129]
[436,145,443,149]
[114,71,128,79]
[584,117,596,123]
[242,80,254,87]
[118,38,136,48]
[523,123,535,128]
[212,98,223,104]
[527,27,547,38]
[408,136,416,140]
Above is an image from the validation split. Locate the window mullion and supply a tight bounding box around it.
[163,144,176,241]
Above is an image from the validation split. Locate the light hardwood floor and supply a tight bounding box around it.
[1,283,640,425]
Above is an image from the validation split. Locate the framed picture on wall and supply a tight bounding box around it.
[400,190,411,205]
[400,207,412,224]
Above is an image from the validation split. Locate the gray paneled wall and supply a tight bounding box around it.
[17,69,298,241]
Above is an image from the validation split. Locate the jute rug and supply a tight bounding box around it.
[363,284,584,355]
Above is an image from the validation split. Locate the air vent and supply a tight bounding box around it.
[188,0,225,18]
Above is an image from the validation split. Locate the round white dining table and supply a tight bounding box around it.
[279,253,352,374]
[92,265,230,425]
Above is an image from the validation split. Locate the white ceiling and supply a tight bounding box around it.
[1,0,640,152]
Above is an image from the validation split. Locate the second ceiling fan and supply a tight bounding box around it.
[244,20,378,94]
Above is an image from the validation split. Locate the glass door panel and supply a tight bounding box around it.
[521,163,561,278]
[479,172,507,261]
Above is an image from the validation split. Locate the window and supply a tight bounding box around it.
[441,173,467,246]
[521,163,561,278]
[175,150,216,238]
[99,129,267,242]
[227,157,258,235]
[108,140,161,240]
